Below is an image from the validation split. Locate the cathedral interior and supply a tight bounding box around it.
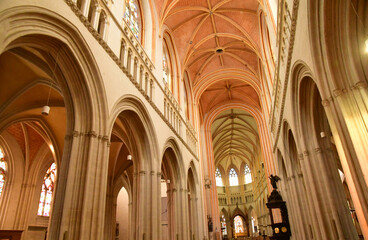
[0,0,367,239]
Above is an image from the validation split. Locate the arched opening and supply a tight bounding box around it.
[299,77,362,239]
[283,127,310,237]
[232,214,249,238]
[187,166,198,240]
[106,110,146,240]
[0,36,71,239]
[124,0,142,41]
[160,146,182,240]
[162,39,173,91]
[228,168,239,186]
[249,207,258,237]
[0,17,105,237]
[244,164,252,184]
[98,10,108,38]
[116,187,130,239]
[215,168,223,186]
[0,148,7,197]
[38,162,57,217]
[210,108,269,238]
[106,97,158,240]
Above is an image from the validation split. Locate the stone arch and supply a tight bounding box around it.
[296,75,362,239]
[282,122,301,176]
[215,165,226,187]
[276,149,288,185]
[0,8,107,131]
[231,208,249,237]
[0,6,108,240]
[226,164,240,186]
[0,131,26,227]
[109,95,159,172]
[308,0,367,91]
[159,138,185,240]
[107,95,159,239]
[160,138,185,184]
[309,3,368,236]
[187,161,200,240]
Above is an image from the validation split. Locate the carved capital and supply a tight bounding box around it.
[314,147,322,153]
[321,99,330,107]
[72,131,80,137]
[87,131,98,138]
[354,81,368,89]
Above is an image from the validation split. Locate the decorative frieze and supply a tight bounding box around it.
[270,0,300,150]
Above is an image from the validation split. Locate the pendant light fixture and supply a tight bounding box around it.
[42,51,59,115]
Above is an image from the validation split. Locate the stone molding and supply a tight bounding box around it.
[65,0,199,161]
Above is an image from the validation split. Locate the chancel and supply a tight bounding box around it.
[0,0,367,240]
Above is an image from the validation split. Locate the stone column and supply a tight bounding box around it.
[325,88,368,239]
[80,0,92,18]
[90,4,101,30]
[48,131,109,240]
[150,170,159,240]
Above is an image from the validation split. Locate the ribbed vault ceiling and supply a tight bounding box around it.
[211,109,259,170]
[158,0,263,170]
[159,0,261,86]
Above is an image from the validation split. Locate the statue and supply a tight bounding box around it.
[269,174,281,190]
[208,216,213,232]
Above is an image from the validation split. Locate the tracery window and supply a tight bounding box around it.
[221,214,227,235]
[0,148,6,197]
[124,0,141,40]
[38,163,57,217]
[183,72,190,120]
[215,168,223,186]
[234,215,244,233]
[244,164,252,184]
[162,41,172,89]
[229,168,238,186]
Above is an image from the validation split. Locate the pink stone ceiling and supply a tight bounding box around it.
[158,0,261,116]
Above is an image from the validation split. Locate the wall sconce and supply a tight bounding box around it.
[127,154,132,161]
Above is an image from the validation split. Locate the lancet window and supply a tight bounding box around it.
[244,164,252,184]
[0,148,6,197]
[234,215,244,233]
[229,168,238,186]
[124,0,141,40]
[38,163,57,216]
[163,41,172,89]
[215,168,223,186]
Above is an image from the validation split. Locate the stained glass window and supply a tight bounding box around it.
[163,41,172,89]
[234,215,244,233]
[221,214,227,235]
[244,164,252,184]
[124,0,141,40]
[38,163,57,216]
[229,168,238,186]
[215,168,223,186]
[0,148,6,197]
